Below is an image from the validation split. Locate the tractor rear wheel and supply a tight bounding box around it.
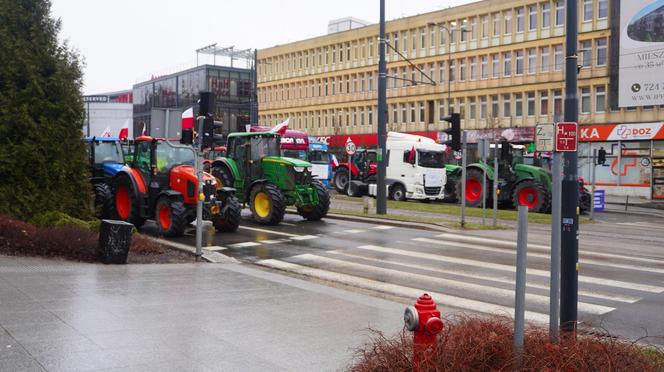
[155,197,187,237]
[94,183,114,219]
[213,195,241,232]
[112,175,145,228]
[465,169,488,208]
[333,168,349,193]
[512,180,550,213]
[250,183,286,225]
[211,165,234,188]
[298,180,330,221]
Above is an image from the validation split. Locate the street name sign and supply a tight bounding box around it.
[535,123,554,152]
[555,122,578,152]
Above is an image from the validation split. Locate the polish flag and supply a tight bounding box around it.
[100,126,112,137]
[118,119,130,139]
[271,118,290,136]
[331,154,339,168]
[141,123,148,136]
[182,107,194,130]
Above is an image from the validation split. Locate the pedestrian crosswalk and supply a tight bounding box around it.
[254,231,664,325]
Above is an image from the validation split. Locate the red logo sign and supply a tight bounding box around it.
[555,122,578,152]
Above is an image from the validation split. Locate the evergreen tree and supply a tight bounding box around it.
[0,0,92,220]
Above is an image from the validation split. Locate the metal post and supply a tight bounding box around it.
[514,205,528,362]
[87,101,91,137]
[195,117,204,260]
[461,131,467,228]
[165,109,170,138]
[251,49,259,124]
[590,149,597,220]
[481,139,487,225]
[347,153,352,196]
[447,30,452,114]
[617,140,622,186]
[493,141,498,227]
[376,0,388,215]
[549,151,562,341]
[561,0,579,335]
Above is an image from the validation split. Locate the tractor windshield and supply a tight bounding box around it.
[308,150,328,164]
[94,142,123,164]
[417,150,446,168]
[251,136,280,160]
[155,141,195,172]
[282,149,308,161]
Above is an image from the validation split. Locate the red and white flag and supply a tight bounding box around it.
[408,145,416,163]
[271,118,290,136]
[100,126,112,137]
[331,154,339,168]
[181,107,194,130]
[141,123,148,136]
[118,119,130,139]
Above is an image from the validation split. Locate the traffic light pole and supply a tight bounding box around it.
[561,0,579,335]
[376,0,387,215]
[461,131,467,228]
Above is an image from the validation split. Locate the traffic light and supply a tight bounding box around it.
[597,147,606,165]
[441,113,461,151]
[202,119,222,149]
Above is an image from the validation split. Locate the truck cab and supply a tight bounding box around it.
[308,138,332,188]
[385,132,447,201]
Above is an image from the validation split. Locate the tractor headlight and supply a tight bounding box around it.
[293,166,305,172]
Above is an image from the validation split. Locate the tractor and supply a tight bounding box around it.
[332,148,377,194]
[110,136,240,237]
[85,137,125,218]
[209,131,330,225]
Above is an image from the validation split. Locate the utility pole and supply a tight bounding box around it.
[251,49,259,124]
[561,0,579,335]
[376,0,387,215]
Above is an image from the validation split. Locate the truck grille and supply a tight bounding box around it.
[424,186,441,196]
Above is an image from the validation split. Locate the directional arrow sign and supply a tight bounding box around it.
[555,122,578,152]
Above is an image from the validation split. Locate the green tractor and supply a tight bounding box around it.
[445,142,552,213]
[209,131,330,225]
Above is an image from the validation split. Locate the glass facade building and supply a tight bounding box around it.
[133,65,252,139]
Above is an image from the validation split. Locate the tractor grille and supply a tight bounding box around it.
[425,186,442,196]
[294,169,312,185]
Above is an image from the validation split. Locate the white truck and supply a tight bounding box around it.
[382,132,447,201]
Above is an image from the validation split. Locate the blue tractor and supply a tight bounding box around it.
[85,137,125,218]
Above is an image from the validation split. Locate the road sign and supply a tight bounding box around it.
[345,138,357,155]
[555,122,578,152]
[593,190,605,212]
[535,123,554,152]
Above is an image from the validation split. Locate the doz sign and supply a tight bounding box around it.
[555,122,578,152]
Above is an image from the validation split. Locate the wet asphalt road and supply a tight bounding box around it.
[141,209,664,345]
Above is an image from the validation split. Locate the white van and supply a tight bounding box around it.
[385,132,447,201]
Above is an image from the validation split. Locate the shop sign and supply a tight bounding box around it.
[579,122,664,141]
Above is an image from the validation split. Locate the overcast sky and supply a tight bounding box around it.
[51,0,476,95]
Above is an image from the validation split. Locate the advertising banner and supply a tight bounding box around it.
[619,0,664,107]
[579,122,664,141]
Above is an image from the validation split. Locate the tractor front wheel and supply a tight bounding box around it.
[155,197,187,237]
[512,180,550,213]
[443,176,461,203]
[213,195,241,232]
[211,165,234,189]
[465,169,488,208]
[112,175,145,228]
[298,180,330,221]
[250,183,286,225]
[333,168,349,193]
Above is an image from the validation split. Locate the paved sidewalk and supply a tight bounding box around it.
[0,256,403,372]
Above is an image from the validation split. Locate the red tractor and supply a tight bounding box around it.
[111,136,240,237]
[332,148,377,193]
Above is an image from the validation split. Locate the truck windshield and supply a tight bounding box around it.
[308,150,328,164]
[251,136,280,160]
[94,142,123,164]
[417,150,445,168]
[282,149,308,161]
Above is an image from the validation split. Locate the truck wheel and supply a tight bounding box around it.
[333,168,349,193]
[213,195,241,232]
[112,175,145,228]
[250,183,286,225]
[211,165,234,188]
[155,197,187,237]
[93,183,114,219]
[298,180,330,221]
[465,169,487,208]
[512,180,550,213]
[390,184,407,201]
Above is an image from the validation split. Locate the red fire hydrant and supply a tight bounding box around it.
[404,294,444,371]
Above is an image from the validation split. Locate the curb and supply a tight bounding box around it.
[599,207,664,219]
[146,236,239,264]
[605,201,664,211]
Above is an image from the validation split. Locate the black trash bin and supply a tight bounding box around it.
[97,219,133,264]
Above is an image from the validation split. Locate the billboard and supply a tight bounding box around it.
[619,0,664,107]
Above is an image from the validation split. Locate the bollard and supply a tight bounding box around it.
[514,205,528,366]
[362,196,370,214]
[404,294,444,371]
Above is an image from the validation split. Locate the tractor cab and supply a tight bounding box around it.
[85,137,124,181]
[227,132,282,184]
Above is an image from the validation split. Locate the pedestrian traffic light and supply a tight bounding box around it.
[441,113,461,151]
[597,147,606,165]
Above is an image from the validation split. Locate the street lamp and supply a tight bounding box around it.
[427,21,468,115]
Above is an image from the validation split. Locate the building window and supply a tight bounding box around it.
[492,54,500,78]
[410,103,416,123]
[516,7,525,33]
[541,46,550,72]
[555,0,565,26]
[596,38,607,66]
[481,15,489,39]
[360,108,365,125]
[471,17,478,40]
[449,60,456,82]
[553,89,563,117]
[469,97,477,119]
[440,26,447,45]
[528,5,538,31]
[503,51,512,77]
[581,87,591,113]
[504,10,513,35]
[595,86,606,113]
[527,48,536,74]
[503,94,511,117]
[540,91,549,115]
[412,30,417,51]
[493,13,501,36]
[421,28,426,49]
[458,98,466,119]
[491,95,499,117]
[527,92,535,116]
[554,45,563,71]
[439,61,445,82]
[438,100,445,119]
[419,102,425,122]
[470,57,477,80]
[480,96,487,119]
[580,40,592,67]
[598,0,608,18]
[481,56,488,79]
[515,93,523,116]
[450,24,457,44]
[401,103,407,123]
[391,104,397,123]
[583,0,593,21]
[542,2,551,28]
[516,50,524,75]
[430,26,436,47]
[459,58,466,81]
